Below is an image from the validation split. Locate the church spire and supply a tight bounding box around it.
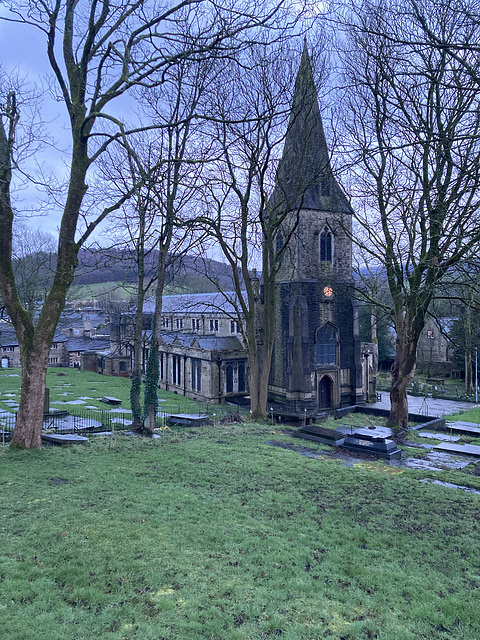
[270,43,350,214]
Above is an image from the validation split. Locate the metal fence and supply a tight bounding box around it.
[0,408,132,441]
[0,402,247,442]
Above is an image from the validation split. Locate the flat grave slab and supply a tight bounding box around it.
[336,425,394,438]
[404,440,435,449]
[167,413,211,427]
[41,433,89,445]
[296,424,344,445]
[434,442,480,457]
[353,426,395,439]
[122,431,161,439]
[417,431,461,442]
[100,396,122,405]
[443,421,480,436]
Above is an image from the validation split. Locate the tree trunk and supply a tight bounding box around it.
[143,247,167,434]
[11,347,49,449]
[248,347,262,418]
[388,333,418,438]
[130,206,146,434]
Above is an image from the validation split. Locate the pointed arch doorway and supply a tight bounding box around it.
[318,375,333,409]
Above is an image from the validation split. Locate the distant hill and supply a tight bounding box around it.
[73,248,238,294]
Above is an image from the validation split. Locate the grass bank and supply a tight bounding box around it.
[1,423,479,640]
[0,368,214,417]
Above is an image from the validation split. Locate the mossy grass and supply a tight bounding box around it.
[0,368,217,416]
[1,422,480,640]
[447,407,480,425]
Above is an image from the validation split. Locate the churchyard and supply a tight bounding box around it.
[1,368,480,639]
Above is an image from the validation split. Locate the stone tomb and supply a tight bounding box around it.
[167,413,212,427]
[339,426,402,460]
[296,424,344,446]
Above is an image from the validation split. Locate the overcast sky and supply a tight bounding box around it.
[1,9,71,237]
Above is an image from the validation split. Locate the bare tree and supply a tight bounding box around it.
[0,0,299,448]
[336,0,480,433]
[12,224,56,321]
[198,41,326,418]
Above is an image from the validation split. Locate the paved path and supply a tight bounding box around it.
[371,393,476,418]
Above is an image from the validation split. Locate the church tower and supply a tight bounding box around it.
[268,44,363,415]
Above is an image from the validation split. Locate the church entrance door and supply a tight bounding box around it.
[318,376,332,409]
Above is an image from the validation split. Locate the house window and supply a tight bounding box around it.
[320,227,333,262]
[172,355,182,385]
[316,325,337,366]
[175,318,183,329]
[209,319,219,332]
[51,343,58,349]
[191,318,201,331]
[162,317,169,328]
[5,347,14,352]
[191,358,202,392]
[49,357,58,364]
[119,361,126,372]
[230,320,240,334]
[427,330,434,339]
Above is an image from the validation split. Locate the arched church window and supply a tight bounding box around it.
[316,324,337,366]
[320,227,333,262]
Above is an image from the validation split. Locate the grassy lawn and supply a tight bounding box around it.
[0,368,219,419]
[1,421,480,640]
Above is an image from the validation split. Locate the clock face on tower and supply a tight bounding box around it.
[323,285,333,298]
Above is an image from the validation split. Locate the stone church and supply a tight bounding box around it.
[264,43,364,415]
[101,45,365,414]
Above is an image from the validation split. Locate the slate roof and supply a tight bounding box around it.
[270,43,351,215]
[65,337,110,352]
[160,332,244,353]
[0,328,18,347]
[143,291,243,316]
[0,331,67,348]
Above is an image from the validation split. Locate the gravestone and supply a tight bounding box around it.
[41,433,89,445]
[339,427,402,460]
[167,413,212,427]
[296,424,344,446]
